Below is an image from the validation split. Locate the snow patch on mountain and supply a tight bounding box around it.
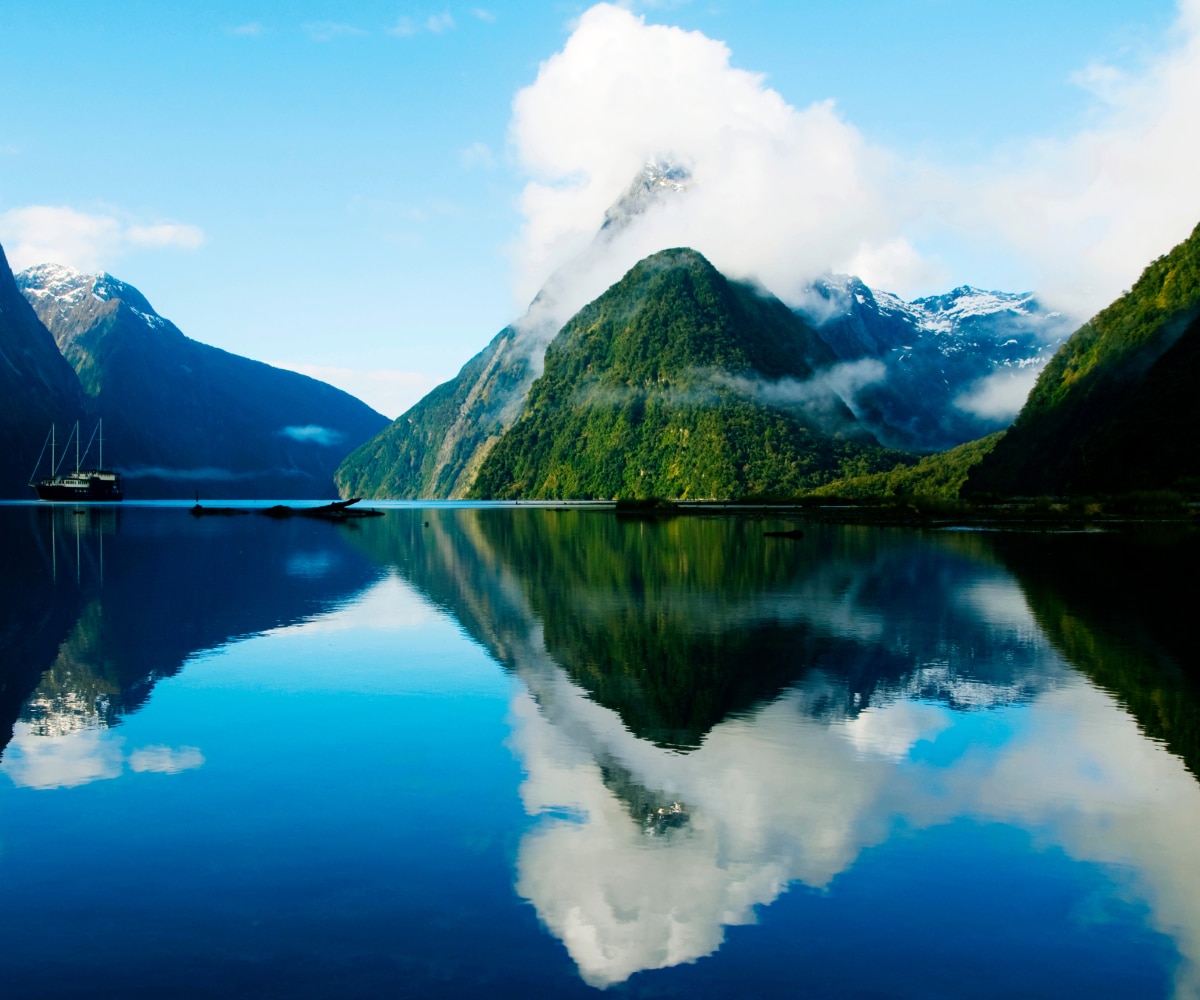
[795,274,1078,451]
[17,263,164,325]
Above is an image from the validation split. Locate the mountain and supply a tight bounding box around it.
[966,220,1200,496]
[0,244,88,497]
[335,161,693,500]
[809,432,1004,500]
[17,264,389,499]
[470,248,897,500]
[797,276,1073,452]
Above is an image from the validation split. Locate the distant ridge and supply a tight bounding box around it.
[797,276,1073,452]
[17,264,389,499]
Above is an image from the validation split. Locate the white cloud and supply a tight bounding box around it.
[962,0,1200,315]
[0,724,124,790]
[426,12,455,33]
[0,205,205,272]
[954,366,1044,420]
[471,8,496,23]
[128,745,205,774]
[279,424,345,446]
[126,222,205,250]
[509,5,904,311]
[228,22,264,37]
[0,724,205,789]
[508,1,1200,322]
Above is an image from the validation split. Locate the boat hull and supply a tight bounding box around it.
[33,473,123,502]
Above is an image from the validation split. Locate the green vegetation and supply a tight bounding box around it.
[968,220,1200,496]
[808,432,1003,499]
[359,507,875,748]
[470,249,901,500]
[336,325,535,499]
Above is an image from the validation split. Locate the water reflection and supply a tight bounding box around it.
[0,505,383,763]
[361,509,1200,993]
[2,505,1198,996]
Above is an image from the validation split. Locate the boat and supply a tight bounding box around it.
[29,421,123,502]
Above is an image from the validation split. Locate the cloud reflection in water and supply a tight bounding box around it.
[493,542,1200,994]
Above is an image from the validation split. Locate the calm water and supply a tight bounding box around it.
[1,503,1198,999]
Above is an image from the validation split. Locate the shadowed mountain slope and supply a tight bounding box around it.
[0,244,87,497]
[966,220,1200,496]
[18,264,389,499]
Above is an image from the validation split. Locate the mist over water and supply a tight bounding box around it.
[0,504,1195,998]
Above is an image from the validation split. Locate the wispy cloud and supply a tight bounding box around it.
[461,141,496,170]
[388,11,457,37]
[387,16,417,37]
[471,7,496,23]
[128,745,205,774]
[126,222,205,250]
[0,205,205,272]
[227,22,264,37]
[303,21,367,42]
[279,424,345,446]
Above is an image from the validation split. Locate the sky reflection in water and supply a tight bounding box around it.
[0,505,1195,999]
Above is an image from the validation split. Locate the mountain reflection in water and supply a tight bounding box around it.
[0,504,383,785]
[0,505,1197,998]
[366,509,1200,992]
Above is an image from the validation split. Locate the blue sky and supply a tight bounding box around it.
[1,0,1194,416]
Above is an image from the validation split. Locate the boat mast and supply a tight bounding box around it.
[75,421,80,475]
[99,418,103,470]
[51,424,56,476]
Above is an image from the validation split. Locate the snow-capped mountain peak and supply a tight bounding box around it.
[599,160,691,236]
[17,264,164,329]
[795,273,1079,452]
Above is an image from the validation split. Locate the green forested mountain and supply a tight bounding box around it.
[471,248,898,500]
[18,264,389,499]
[0,245,88,497]
[809,432,1003,500]
[967,221,1200,496]
[335,163,692,501]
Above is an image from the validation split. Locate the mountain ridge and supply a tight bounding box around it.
[469,248,897,500]
[17,262,390,499]
[966,219,1200,496]
[0,247,88,497]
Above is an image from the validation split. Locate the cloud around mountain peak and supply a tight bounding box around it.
[509,1,1200,320]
